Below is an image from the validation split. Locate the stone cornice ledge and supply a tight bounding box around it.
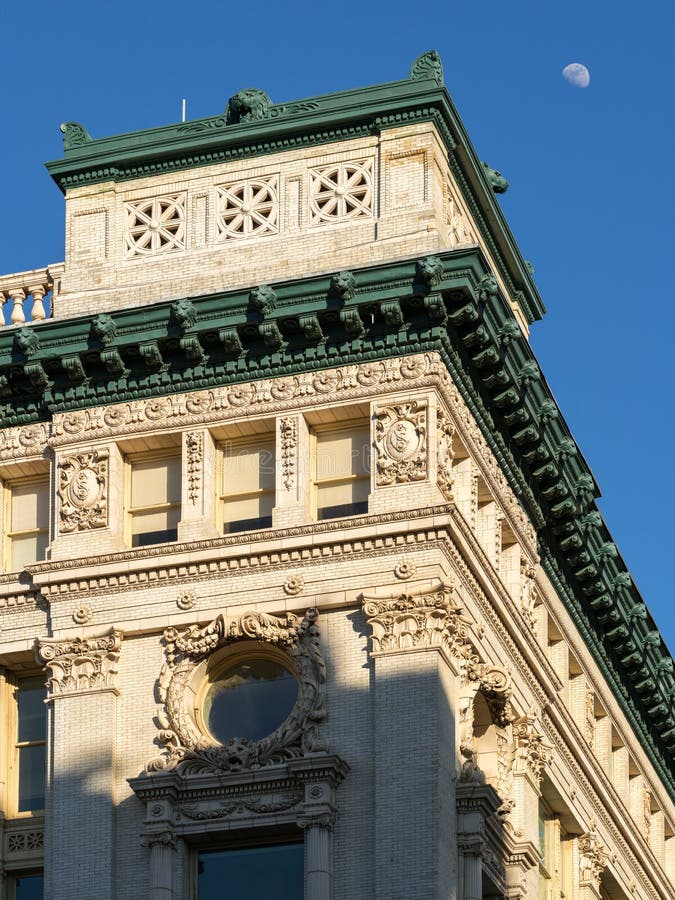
[25,505,453,594]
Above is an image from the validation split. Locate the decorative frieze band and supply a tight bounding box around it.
[35,627,123,697]
[0,351,536,555]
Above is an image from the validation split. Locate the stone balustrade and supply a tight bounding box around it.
[0,263,65,325]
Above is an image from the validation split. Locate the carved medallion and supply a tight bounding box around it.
[58,450,108,532]
[375,400,427,485]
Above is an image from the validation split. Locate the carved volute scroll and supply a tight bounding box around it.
[148,608,326,774]
[36,628,123,697]
[374,399,428,486]
[58,449,109,532]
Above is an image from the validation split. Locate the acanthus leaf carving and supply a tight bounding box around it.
[148,608,326,775]
[36,627,123,696]
[58,449,109,533]
[578,826,615,888]
[375,399,427,486]
[511,711,551,788]
[362,581,477,662]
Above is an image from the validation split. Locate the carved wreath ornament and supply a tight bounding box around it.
[58,450,108,532]
[148,609,326,774]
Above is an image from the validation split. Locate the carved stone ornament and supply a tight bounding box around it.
[36,628,123,697]
[177,591,197,611]
[58,449,109,533]
[465,662,513,727]
[283,575,304,596]
[519,559,537,630]
[185,431,203,504]
[279,416,297,490]
[362,581,477,660]
[393,560,416,580]
[437,408,455,497]
[375,400,428,485]
[148,609,326,774]
[578,826,614,888]
[511,712,552,788]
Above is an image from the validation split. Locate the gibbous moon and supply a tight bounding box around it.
[562,63,590,88]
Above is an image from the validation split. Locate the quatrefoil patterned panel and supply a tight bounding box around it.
[216,176,279,240]
[125,194,186,258]
[309,159,373,224]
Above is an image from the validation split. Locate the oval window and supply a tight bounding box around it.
[202,655,299,743]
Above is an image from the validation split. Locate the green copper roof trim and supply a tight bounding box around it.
[0,249,672,793]
[45,53,543,324]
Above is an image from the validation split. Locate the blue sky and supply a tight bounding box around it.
[1,1,673,650]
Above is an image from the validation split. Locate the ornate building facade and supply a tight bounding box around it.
[0,52,673,900]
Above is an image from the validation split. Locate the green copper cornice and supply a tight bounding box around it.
[0,249,672,794]
[45,53,544,324]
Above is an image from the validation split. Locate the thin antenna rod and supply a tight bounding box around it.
[181,99,186,122]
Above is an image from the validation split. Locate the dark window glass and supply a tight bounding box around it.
[18,744,46,811]
[198,843,303,899]
[16,677,46,812]
[222,515,273,535]
[132,527,178,547]
[203,658,298,743]
[317,500,368,521]
[17,679,46,742]
[14,874,44,900]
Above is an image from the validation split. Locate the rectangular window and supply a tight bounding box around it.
[313,423,370,521]
[220,439,275,534]
[8,873,44,900]
[197,842,303,899]
[5,478,49,570]
[128,454,181,547]
[15,676,47,813]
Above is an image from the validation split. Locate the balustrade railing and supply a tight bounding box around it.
[0,264,65,326]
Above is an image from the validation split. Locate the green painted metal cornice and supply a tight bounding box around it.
[0,248,672,793]
[44,52,544,324]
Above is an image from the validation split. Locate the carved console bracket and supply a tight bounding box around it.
[35,627,123,698]
[511,711,552,790]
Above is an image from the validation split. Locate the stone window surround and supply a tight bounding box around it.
[0,668,46,885]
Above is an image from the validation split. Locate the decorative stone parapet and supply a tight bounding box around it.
[35,627,123,697]
[0,263,64,325]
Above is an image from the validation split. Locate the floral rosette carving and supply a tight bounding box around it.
[58,450,109,533]
[375,400,428,485]
[148,609,326,774]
